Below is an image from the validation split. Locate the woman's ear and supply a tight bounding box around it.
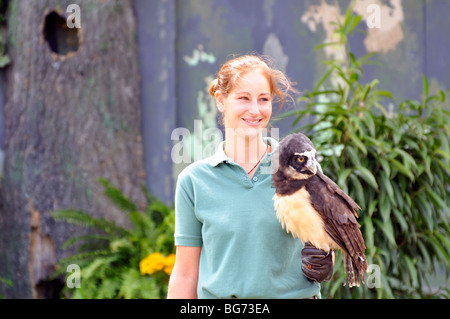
[215,91,225,113]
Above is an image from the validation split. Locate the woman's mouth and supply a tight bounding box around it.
[242,118,263,127]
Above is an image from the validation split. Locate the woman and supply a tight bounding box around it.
[167,55,333,299]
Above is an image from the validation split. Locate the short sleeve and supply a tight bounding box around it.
[174,172,203,247]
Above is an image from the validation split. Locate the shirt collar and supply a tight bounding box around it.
[208,137,279,167]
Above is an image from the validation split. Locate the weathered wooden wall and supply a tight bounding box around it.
[0,0,146,298]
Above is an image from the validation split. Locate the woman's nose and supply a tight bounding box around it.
[248,99,260,114]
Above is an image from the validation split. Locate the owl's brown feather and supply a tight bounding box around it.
[279,170,368,287]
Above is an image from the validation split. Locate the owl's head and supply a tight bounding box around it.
[272,133,319,180]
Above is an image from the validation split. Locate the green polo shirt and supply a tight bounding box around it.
[174,137,321,299]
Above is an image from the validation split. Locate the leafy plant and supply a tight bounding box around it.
[0,277,13,299]
[280,9,450,298]
[51,178,175,299]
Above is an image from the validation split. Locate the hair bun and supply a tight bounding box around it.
[209,78,219,96]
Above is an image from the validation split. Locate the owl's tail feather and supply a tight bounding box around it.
[343,253,368,288]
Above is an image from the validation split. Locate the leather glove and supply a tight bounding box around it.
[301,242,334,283]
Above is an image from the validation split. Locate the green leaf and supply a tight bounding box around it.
[0,55,10,68]
[0,277,13,287]
[425,188,446,210]
[434,231,450,256]
[344,145,361,167]
[379,170,394,199]
[348,133,368,156]
[379,158,391,178]
[349,173,365,209]
[423,75,429,102]
[417,240,431,269]
[313,67,334,92]
[404,255,418,288]
[354,166,378,190]
[362,112,376,137]
[416,193,434,232]
[363,216,374,249]
[367,199,378,217]
[427,237,449,264]
[374,90,395,100]
[392,208,408,232]
[393,148,417,170]
[374,219,396,247]
[390,158,415,181]
[337,168,353,191]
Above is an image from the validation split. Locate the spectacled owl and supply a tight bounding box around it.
[272,133,368,287]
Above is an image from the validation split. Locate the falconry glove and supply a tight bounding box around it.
[301,242,334,283]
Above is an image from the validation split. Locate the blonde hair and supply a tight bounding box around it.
[209,54,297,110]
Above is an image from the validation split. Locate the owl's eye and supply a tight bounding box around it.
[297,156,306,163]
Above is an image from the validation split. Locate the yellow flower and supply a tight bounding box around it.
[139,253,176,276]
[139,252,165,275]
[163,254,176,275]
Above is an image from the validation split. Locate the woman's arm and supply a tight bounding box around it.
[167,246,201,299]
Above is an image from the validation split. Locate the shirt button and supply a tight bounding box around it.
[252,176,258,182]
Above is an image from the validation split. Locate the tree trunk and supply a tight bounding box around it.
[0,0,146,298]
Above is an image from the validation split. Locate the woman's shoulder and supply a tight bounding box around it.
[177,157,216,182]
[178,141,227,178]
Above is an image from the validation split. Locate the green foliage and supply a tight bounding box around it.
[0,0,10,68]
[51,178,175,299]
[283,9,450,298]
[0,277,13,299]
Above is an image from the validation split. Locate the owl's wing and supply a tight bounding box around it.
[306,171,366,259]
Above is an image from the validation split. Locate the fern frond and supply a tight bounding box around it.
[56,250,112,269]
[81,255,118,280]
[51,210,97,227]
[128,210,155,237]
[118,268,161,299]
[141,184,158,204]
[61,234,112,250]
[98,177,138,212]
[95,279,121,299]
[51,210,131,237]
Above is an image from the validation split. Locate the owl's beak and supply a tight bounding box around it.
[305,158,318,175]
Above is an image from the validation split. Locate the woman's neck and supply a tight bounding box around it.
[224,133,267,167]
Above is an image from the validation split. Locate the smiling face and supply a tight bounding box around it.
[215,68,272,138]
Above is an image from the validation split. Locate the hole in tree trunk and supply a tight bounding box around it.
[35,278,65,299]
[43,11,79,55]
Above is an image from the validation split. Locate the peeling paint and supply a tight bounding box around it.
[353,0,404,53]
[301,0,404,56]
[300,0,346,60]
[183,44,216,66]
[263,33,289,73]
[27,199,57,299]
